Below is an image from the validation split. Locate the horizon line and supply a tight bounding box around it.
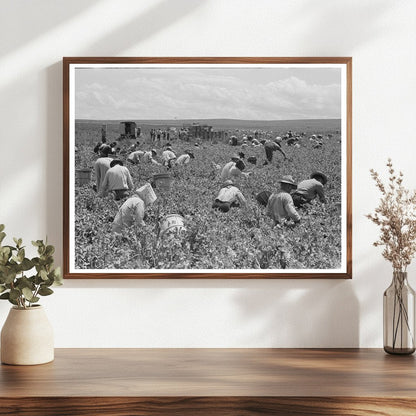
[76,117,341,122]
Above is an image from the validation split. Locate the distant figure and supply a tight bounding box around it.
[263,140,287,165]
[291,172,327,207]
[161,147,177,168]
[98,160,134,200]
[266,176,300,224]
[176,151,195,165]
[220,158,249,182]
[212,180,247,213]
[101,125,107,142]
[273,136,282,144]
[127,150,145,164]
[127,149,159,165]
[94,145,113,193]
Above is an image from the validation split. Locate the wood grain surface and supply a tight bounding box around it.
[1,348,415,415]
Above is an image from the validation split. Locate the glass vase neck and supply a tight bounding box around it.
[393,271,407,282]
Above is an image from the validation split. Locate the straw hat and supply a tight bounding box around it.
[310,171,328,185]
[277,175,297,187]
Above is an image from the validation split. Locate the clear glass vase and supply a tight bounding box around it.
[383,271,415,355]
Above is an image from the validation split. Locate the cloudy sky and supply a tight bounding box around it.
[75,65,342,120]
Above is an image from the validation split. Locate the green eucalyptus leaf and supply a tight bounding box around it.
[0,232,6,244]
[17,248,25,263]
[0,246,10,256]
[32,240,43,247]
[17,276,35,290]
[20,258,34,271]
[0,292,9,299]
[2,271,16,285]
[40,269,48,281]
[45,245,55,256]
[22,287,34,301]
[53,267,63,285]
[9,288,21,301]
[8,297,18,306]
[0,285,6,294]
[0,224,5,232]
[3,245,16,251]
[38,287,53,296]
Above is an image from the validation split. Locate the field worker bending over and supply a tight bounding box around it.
[291,171,327,208]
[112,184,157,234]
[266,176,300,224]
[161,147,177,168]
[220,157,250,183]
[212,180,247,213]
[176,151,195,165]
[99,160,134,200]
[127,150,144,164]
[262,139,287,165]
[94,144,113,193]
[127,149,160,165]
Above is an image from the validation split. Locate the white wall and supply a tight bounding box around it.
[0,0,415,347]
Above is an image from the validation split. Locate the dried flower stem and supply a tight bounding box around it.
[366,159,416,271]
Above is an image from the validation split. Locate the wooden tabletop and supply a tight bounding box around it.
[1,348,416,415]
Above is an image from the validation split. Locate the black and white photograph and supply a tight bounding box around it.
[64,58,352,278]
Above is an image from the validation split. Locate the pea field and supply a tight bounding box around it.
[74,120,343,272]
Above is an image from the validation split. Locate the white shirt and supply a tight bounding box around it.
[176,154,191,165]
[94,157,113,192]
[112,196,145,233]
[99,165,134,196]
[162,150,176,165]
[127,151,144,164]
[216,185,247,207]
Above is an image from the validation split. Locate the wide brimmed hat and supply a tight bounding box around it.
[277,175,297,187]
[310,171,328,185]
[110,159,123,168]
[99,144,112,156]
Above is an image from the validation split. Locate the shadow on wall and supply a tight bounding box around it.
[0,0,101,56]
[294,0,394,51]
[81,0,205,55]
[233,280,359,348]
[45,0,205,263]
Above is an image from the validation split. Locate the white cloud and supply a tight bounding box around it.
[75,67,342,120]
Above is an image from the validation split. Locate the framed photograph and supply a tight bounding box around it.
[63,57,352,279]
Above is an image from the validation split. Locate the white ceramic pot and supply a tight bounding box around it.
[1,305,54,365]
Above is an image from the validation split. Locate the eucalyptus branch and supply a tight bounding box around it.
[0,225,62,309]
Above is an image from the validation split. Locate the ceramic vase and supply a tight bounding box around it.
[1,305,54,365]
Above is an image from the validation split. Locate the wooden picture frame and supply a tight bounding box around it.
[63,57,352,279]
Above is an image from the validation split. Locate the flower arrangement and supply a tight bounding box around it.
[366,159,416,272]
[367,159,416,354]
[0,224,62,309]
